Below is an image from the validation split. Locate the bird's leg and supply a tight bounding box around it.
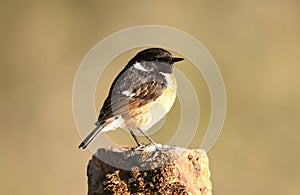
[130,130,141,146]
[137,128,158,146]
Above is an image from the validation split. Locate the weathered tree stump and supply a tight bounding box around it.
[87,145,212,195]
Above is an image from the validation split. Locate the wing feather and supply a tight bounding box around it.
[97,63,167,123]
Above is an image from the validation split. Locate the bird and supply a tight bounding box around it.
[79,48,184,149]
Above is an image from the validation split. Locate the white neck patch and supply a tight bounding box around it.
[160,72,176,89]
[133,62,148,71]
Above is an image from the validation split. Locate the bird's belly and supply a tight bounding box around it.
[121,86,176,131]
[141,87,176,130]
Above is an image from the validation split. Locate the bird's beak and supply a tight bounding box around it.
[171,57,184,63]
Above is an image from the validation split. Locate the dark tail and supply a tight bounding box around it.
[78,125,103,149]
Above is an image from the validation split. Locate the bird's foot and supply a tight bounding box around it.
[133,142,162,152]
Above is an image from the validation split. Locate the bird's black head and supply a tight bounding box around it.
[128,48,184,73]
[131,48,184,64]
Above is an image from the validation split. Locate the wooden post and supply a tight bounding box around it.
[87,145,212,195]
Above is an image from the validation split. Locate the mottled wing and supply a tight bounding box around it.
[97,63,167,123]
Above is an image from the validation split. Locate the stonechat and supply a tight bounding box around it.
[79,48,184,149]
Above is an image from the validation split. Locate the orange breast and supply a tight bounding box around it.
[121,85,177,131]
[119,73,177,131]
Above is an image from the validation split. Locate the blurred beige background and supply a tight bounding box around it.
[1,0,300,194]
